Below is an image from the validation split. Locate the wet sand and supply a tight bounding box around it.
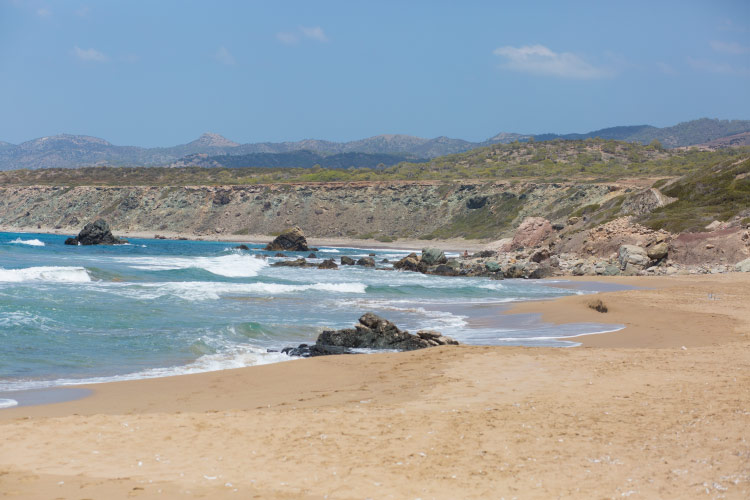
[1,273,749,499]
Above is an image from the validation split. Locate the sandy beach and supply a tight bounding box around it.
[1,273,749,499]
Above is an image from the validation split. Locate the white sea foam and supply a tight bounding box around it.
[115,254,267,277]
[9,238,45,247]
[105,280,367,301]
[0,266,91,283]
[0,346,292,393]
[0,399,18,409]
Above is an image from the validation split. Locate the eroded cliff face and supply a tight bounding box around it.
[0,181,629,240]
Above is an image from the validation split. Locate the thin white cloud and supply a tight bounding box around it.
[656,62,677,75]
[688,57,750,76]
[214,46,236,65]
[493,44,610,79]
[300,26,328,42]
[36,7,51,17]
[709,40,750,55]
[276,31,298,45]
[72,46,108,62]
[276,26,329,45]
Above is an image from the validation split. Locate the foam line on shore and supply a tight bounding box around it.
[0,266,91,283]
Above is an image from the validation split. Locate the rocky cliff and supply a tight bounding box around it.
[0,180,636,240]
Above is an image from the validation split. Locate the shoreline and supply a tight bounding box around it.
[0,278,626,408]
[0,225,491,253]
[0,273,748,498]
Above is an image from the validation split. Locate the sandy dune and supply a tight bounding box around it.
[1,274,749,499]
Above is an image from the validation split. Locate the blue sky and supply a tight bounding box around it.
[1,0,749,146]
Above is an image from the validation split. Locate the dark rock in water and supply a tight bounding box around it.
[235,244,250,251]
[265,226,309,251]
[356,256,376,267]
[274,252,286,257]
[281,313,459,357]
[318,258,338,269]
[308,252,317,258]
[421,247,447,266]
[340,256,356,265]
[368,253,376,257]
[504,263,526,279]
[393,253,421,271]
[271,258,310,267]
[154,234,167,240]
[319,313,457,351]
[64,219,127,245]
[528,263,553,279]
[430,264,459,276]
[381,258,389,263]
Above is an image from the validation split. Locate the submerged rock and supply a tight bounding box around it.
[271,258,310,267]
[265,226,309,252]
[64,219,127,245]
[340,256,356,265]
[317,258,338,270]
[356,256,376,267]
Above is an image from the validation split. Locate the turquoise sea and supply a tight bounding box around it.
[0,232,622,408]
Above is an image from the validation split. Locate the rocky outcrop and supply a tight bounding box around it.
[646,242,669,260]
[736,258,750,272]
[421,248,447,266]
[669,228,750,266]
[620,188,676,216]
[618,245,649,274]
[393,253,421,272]
[504,217,554,251]
[281,313,459,357]
[558,217,672,258]
[265,226,309,252]
[64,219,127,245]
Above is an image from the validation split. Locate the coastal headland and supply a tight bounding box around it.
[1,273,748,499]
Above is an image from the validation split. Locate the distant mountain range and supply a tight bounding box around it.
[0,118,748,171]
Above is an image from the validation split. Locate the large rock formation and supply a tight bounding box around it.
[64,219,127,245]
[281,313,459,357]
[618,244,649,274]
[265,226,309,252]
[504,217,554,251]
[421,248,448,266]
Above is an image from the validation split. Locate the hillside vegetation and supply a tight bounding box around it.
[1,139,746,187]
[640,157,750,232]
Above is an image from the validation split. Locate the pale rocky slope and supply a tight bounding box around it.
[0,180,631,240]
